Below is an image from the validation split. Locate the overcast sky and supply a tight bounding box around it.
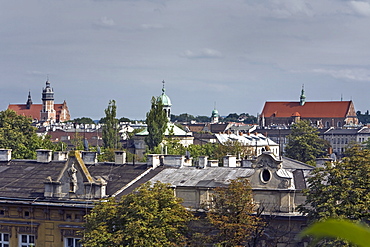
[1,0,370,120]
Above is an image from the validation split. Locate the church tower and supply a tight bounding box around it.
[40,79,56,123]
[299,85,306,106]
[157,80,172,121]
[211,106,219,124]
[26,91,33,109]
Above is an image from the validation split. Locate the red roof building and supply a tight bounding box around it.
[8,80,70,123]
[260,88,358,128]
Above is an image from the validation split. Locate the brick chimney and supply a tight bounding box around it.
[0,149,12,162]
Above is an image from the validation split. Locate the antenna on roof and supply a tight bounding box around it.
[341,94,343,101]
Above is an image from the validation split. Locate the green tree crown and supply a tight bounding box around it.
[145,97,168,151]
[83,181,193,246]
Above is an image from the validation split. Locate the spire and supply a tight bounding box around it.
[300,84,306,106]
[26,91,33,109]
[162,80,165,94]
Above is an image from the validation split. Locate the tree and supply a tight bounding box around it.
[214,140,253,161]
[102,100,119,149]
[71,117,95,124]
[205,178,263,246]
[298,145,370,245]
[0,109,52,159]
[223,113,240,122]
[284,120,328,164]
[118,116,131,123]
[195,115,210,122]
[145,97,168,151]
[83,181,193,247]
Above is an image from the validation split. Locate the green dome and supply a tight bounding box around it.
[211,109,219,117]
[157,88,172,106]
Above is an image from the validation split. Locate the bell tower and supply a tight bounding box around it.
[40,79,56,123]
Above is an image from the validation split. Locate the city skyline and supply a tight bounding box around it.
[1,0,369,119]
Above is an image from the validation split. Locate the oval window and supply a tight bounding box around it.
[261,169,271,183]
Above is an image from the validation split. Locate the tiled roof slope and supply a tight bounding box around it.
[8,103,66,120]
[261,101,353,118]
[0,160,67,199]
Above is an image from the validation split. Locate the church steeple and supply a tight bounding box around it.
[40,79,56,123]
[157,80,172,121]
[300,84,306,106]
[26,91,33,109]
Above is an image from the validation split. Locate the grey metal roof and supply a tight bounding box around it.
[149,167,255,188]
[281,157,314,170]
[87,163,156,196]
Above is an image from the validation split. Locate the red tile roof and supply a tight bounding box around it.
[8,103,66,121]
[261,101,353,118]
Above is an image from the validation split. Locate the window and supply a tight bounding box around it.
[65,237,81,247]
[19,234,35,247]
[261,169,271,183]
[0,233,9,247]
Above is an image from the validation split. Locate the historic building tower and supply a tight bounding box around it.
[8,79,70,123]
[40,80,56,123]
[157,80,172,121]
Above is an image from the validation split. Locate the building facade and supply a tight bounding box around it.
[259,88,358,128]
[8,80,71,124]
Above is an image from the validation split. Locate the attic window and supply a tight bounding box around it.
[261,169,271,183]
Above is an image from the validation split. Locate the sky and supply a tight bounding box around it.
[1,0,370,120]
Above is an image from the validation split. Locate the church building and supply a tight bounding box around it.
[8,80,70,124]
[259,87,359,128]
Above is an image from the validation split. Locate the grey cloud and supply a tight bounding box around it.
[180,49,223,59]
[313,68,370,81]
[93,17,116,28]
[349,1,370,16]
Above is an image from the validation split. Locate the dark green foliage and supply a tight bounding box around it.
[298,145,370,245]
[145,97,168,151]
[71,117,95,124]
[195,115,211,122]
[118,116,131,123]
[222,113,257,124]
[83,181,193,247]
[170,113,211,123]
[357,110,370,124]
[102,100,119,149]
[284,120,328,164]
[0,109,53,159]
[171,113,195,122]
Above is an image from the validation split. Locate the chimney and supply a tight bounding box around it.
[81,151,97,165]
[114,151,126,165]
[0,149,11,161]
[36,149,53,163]
[198,156,208,168]
[53,151,68,161]
[223,155,237,167]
